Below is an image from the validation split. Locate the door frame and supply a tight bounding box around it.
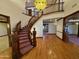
[0,14,11,47]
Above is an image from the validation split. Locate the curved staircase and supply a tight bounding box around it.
[12,13,42,59]
[12,1,64,59]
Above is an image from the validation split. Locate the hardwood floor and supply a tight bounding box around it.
[68,35,79,45]
[0,35,79,59]
[22,35,79,59]
[0,47,12,59]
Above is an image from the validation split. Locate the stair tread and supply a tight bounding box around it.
[18,36,29,39]
[18,34,28,37]
[19,42,31,48]
[20,45,33,54]
[19,31,28,34]
[19,39,29,43]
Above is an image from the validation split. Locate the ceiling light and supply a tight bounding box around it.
[34,0,47,11]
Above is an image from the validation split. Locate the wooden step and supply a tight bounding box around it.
[19,39,30,44]
[18,34,28,37]
[19,31,28,34]
[18,36,29,40]
[19,42,31,49]
[20,45,33,55]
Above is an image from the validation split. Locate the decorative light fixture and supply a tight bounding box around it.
[34,0,47,11]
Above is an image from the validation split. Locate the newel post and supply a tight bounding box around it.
[32,28,37,47]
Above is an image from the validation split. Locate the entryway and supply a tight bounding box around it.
[64,11,79,45]
[43,19,56,35]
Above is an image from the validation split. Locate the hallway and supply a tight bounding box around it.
[22,35,79,59]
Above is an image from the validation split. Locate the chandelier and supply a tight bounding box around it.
[34,0,47,11]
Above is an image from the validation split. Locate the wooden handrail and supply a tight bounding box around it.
[43,2,64,15]
[15,21,21,31]
[28,16,35,25]
[46,2,64,9]
[27,14,42,30]
[12,31,21,59]
[30,15,42,29]
[12,21,21,59]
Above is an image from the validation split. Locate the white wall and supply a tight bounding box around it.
[0,0,31,31]
[48,23,56,34]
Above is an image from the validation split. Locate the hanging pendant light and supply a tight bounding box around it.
[34,0,47,11]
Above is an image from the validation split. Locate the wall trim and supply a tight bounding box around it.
[0,34,8,37]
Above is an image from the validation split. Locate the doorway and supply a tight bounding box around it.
[43,19,56,35]
[64,11,79,45]
[0,14,11,53]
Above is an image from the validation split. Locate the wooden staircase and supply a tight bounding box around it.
[12,13,42,59]
[12,1,64,59]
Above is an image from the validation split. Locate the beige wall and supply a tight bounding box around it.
[64,0,79,16]
[0,0,31,31]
